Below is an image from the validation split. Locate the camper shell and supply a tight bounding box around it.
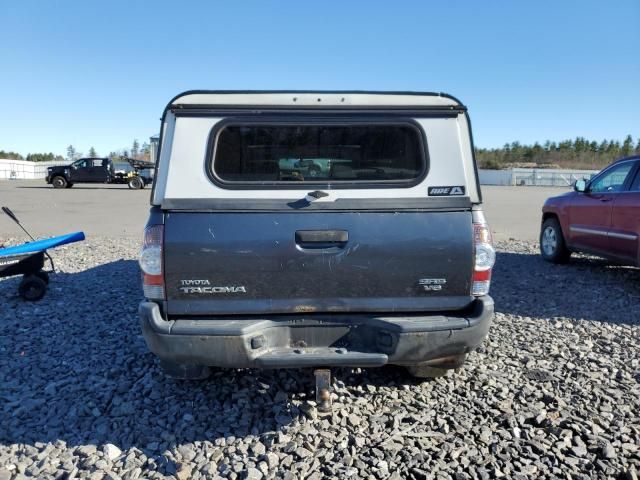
[139,91,494,379]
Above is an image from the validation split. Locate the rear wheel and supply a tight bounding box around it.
[34,271,50,284]
[406,354,466,379]
[18,275,47,301]
[159,360,211,380]
[406,365,450,378]
[128,176,144,189]
[308,164,321,177]
[540,217,570,263]
[51,176,67,189]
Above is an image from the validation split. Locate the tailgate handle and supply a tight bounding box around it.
[295,230,348,245]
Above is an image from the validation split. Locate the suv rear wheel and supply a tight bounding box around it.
[540,217,570,263]
[51,176,67,189]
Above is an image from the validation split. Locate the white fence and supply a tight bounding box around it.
[479,168,598,187]
[478,169,513,186]
[0,159,68,180]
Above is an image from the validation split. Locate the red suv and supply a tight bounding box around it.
[540,156,640,266]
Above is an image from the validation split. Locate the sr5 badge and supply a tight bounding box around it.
[419,278,447,291]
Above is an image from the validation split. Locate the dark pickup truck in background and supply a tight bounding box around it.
[46,157,154,189]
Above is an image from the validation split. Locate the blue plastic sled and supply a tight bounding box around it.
[0,231,85,257]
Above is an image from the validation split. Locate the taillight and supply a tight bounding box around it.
[472,214,495,296]
[140,225,164,300]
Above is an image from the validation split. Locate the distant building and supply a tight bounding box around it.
[0,159,67,180]
[150,134,160,163]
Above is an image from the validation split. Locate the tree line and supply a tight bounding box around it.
[476,134,640,170]
[4,135,639,171]
[66,140,151,163]
[1,139,151,163]
[0,150,57,161]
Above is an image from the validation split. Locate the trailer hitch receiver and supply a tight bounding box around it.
[314,368,332,413]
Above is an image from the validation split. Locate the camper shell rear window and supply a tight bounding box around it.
[209,119,428,189]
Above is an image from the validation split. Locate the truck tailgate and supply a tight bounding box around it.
[164,211,473,316]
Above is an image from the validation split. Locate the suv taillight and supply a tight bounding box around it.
[139,225,164,300]
[472,217,495,296]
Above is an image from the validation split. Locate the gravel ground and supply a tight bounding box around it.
[1,238,639,480]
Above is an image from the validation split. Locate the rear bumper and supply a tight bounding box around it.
[139,297,494,369]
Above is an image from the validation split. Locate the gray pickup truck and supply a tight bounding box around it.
[138,91,495,382]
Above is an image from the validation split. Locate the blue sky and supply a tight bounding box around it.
[1,0,638,157]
